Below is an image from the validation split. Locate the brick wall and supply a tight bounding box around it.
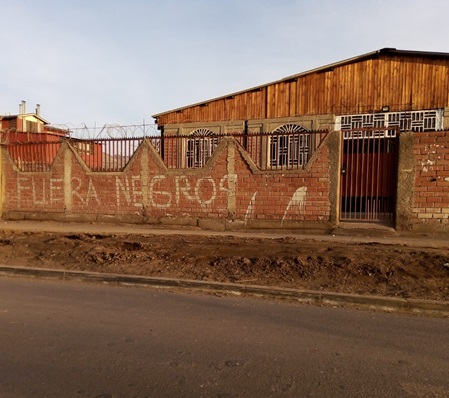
[412,131,449,230]
[1,137,332,230]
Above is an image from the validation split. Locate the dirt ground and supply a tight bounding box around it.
[0,227,448,301]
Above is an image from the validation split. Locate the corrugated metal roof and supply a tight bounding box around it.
[152,48,449,118]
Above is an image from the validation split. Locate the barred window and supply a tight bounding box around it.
[270,124,309,167]
[186,128,219,168]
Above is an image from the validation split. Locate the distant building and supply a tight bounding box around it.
[0,101,68,143]
[1,101,103,171]
[151,48,449,225]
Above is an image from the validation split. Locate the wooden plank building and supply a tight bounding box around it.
[151,48,449,228]
[153,48,449,133]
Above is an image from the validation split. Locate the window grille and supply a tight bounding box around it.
[336,109,443,136]
[186,128,219,168]
[270,124,309,167]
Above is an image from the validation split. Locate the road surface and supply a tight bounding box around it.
[0,277,448,397]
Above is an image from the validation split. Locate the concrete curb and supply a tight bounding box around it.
[1,265,448,317]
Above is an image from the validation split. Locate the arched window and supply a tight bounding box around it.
[186,128,219,168]
[270,124,309,167]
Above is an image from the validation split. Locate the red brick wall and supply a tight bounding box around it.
[412,131,449,228]
[2,138,332,229]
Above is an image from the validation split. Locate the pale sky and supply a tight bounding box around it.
[1,0,449,131]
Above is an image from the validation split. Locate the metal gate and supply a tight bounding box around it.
[340,127,398,222]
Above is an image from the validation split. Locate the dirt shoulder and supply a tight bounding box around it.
[0,221,448,302]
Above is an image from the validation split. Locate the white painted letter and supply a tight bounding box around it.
[149,175,172,208]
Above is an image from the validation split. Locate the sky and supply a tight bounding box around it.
[1,0,449,133]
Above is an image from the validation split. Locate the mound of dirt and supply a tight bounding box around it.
[1,230,448,301]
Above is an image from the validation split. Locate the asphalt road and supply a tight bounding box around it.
[0,278,448,398]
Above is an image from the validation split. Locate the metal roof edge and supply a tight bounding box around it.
[151,48,449,118]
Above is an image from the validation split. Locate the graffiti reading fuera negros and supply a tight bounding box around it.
[16,174,238,209]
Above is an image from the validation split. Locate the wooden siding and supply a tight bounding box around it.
[156,54,449,127]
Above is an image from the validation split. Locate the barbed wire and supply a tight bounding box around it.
[50,123,160,139]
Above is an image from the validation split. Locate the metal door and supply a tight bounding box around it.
[340,127,398,222]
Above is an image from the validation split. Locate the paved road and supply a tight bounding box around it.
[0,278,448,398]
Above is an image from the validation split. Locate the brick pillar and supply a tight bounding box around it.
[395,131,414,230]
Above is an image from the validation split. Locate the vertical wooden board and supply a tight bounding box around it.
[441,61,449,108]
[312,73,319,114]
[337,65,345,114]
[310,74,317,114]
[413,57,424,110]
[389,58,398,110]
[427,60,436,109]
[324,70,332,114]
[272,84,278,118]
[277,82,285,117]
[435,61,444,108]
[420,60,429,109]
[365,59,373,112]
[417,58,426,109]
[309,73,323,115]
[304,75,310,115]
[234,94,240,120]
[249,92,255,119]
[357,61,364,113]
[411,58,419,109]
[378,58,385,110]
[266,85,272,119]
[224,97,231,121]
[210,101,216,121]
[355,61,362,112]
[330,67,337,114]
[333,65,342,114]
[270,84,275,118]
[354,61,362,113]
[233,94,239,120]
[420,58,429,109]
[370,59,377,111]
[251,90,257,119]
[289,80,296,116]
[316,73,326,114]
[284,81,290,117]
[261,87,267,119]
[430,61,439,109]
[219,98,225,121]
[382,58,389,108]
[399,58,409,110]
[303,75,310,114]
[343,63,352,113]
[260,89,266,119]
[276,82,286,117]
[348,63,356,113]
[297,77,305,115]
[428,62,437,109]
[396,57,405,109]
[408,58,416,109]
[271,84,277,118]
[433,60,443,107]
[243,91,248,120]
[240,93,246,119]
[382,58,391,108]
